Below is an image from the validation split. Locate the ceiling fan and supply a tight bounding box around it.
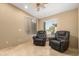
[36,3,48,11]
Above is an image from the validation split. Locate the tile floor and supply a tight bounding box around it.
[0,40,78,56]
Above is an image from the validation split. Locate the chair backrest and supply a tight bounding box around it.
[37,30,46,38]
[55,31,70,40]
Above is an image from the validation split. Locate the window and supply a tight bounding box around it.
[44,19,57,36]
[25,17,37,35]
[31,19,37,34]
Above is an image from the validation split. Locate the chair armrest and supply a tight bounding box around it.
[33,36,38,39]
[60,39,68,43]
[60,40,68,47]
[60,40,65,42]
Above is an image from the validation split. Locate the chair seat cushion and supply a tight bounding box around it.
[50,40,60,46]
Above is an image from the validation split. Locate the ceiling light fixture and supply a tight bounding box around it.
[36,3,48,11]
[25,5,28,9]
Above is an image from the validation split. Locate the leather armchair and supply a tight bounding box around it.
[33,30,47,46]
[49,31,70,52]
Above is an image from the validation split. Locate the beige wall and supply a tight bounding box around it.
[39,9,78,49]
[0,3,78,50]
[37,19,44,31]
[0,4,33,49]
[78,8,79,55]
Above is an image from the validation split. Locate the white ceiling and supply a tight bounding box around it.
[12,3,79,19]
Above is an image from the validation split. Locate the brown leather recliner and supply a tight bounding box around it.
[49,31,70,52]
[33,30,47,46]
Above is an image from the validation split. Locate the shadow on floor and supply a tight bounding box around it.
[49,47,78,56]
